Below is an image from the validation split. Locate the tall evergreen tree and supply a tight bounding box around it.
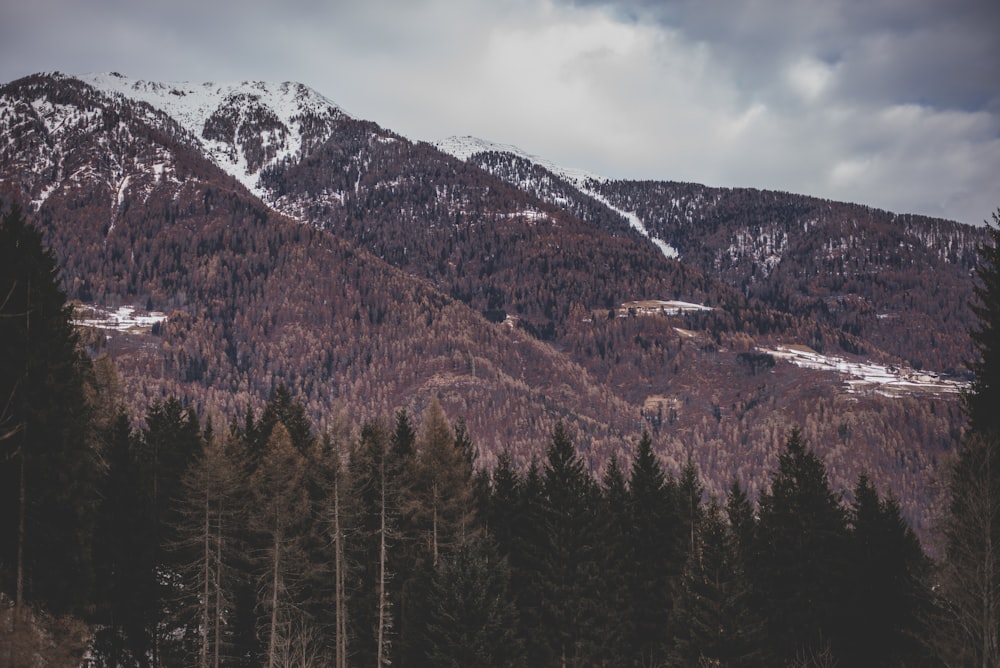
[391,408,417,461]
[171,429,246,668]
[507,458,549,665]
[938,208,1000,666]
[937,431,1000,666]
[678,455,705,563]
[671,500,762,667]
[596,455,634,666]
[421,537,525,668]
[91,409,157,668]
[484,448,521,556]
[965,209,1000,437]
[627,430,680,665]
[754,428,850,663]
[250,422,311,668]
[535,421,614,666]
[843,475,930,666]
[349,419,397,667]
[0,204,101,616]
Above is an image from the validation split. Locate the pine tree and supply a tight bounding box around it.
[754,428,849,663]
[627,430,680,665]
[966,209,1000,437]
[421,537,525,668]
[250,422,311,668]
[91,409,157,668]
[937,431,1000,666]
[937,208,1000,666]
[172,430,246,668]
[0,204,100,617]
[535,421,613,666]
[671,500,762,666]
[349,419,397,667]
[678,455,705,564]
[484,449,521,556]
[596,455,634,665]
[391,408,417,461]
[507,458,548,665]
[843,475,930,666]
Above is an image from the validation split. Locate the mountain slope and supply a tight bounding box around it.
[80,72,348,199]
[0,72,983,537]
[0,72,641,465]
[441,139,987,373]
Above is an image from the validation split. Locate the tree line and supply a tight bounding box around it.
[3,202,1000,666]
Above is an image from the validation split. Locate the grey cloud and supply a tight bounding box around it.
[559,0,1000,112]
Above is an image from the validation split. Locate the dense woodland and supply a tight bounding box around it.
[2,204,1000,667]
[0,73,980,539]
[584,179,986,374]
[3,73,1000,665]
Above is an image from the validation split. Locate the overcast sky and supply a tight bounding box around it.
[2,0,998,226]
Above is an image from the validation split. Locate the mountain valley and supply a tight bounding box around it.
[0,71,988,536]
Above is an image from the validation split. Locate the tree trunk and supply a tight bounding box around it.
[15,443,24,624]
[268,514,282,668]
[214,510,223,668]
[432,483,439,566]
[201,490,211,668]
[333,470,347,668]
[377,458,388,668]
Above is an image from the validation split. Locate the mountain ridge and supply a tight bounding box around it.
[0,71,986,537]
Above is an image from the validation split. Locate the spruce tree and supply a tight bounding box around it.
[171,430,246,668]
[535,421,613,666]
[421,537,525,667]
[754,428,849,663]
[937,208,1000,665]
[843,475,930,666]
[671,500,762,666]
[250,422,311,668]
[484,449,521,556]
[966,209,1000,437]
[597,455,634,665]
[91,410,157,668]
[0,204,100,617]
[392,408,417,460]
[507,458,548,665]
[627,430,679,665]
[349,420,397,667]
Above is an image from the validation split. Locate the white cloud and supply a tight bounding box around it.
[1,0,997,226]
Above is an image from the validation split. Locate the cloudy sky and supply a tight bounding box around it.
[2,0,998,226]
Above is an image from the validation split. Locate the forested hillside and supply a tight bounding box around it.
[0,72,980,536]
[1,68,998,666]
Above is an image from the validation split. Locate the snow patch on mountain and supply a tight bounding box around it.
[759,345,967,397]
[74,304,167,334]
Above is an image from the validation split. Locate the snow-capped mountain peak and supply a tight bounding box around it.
[80,72,348,198]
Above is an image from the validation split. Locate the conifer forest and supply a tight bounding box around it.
[3,202,1000,667]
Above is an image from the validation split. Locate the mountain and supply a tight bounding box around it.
[0,72,985,536]
[438,136,985,373]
